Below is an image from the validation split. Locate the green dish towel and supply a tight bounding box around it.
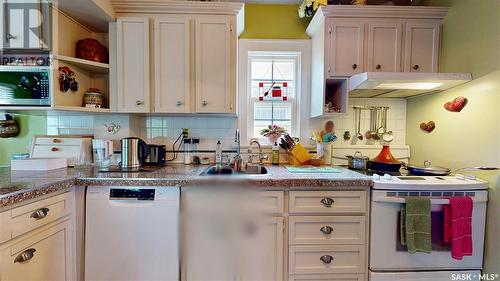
[401,197,432,254]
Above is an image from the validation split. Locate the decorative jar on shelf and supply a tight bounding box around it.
[83,88,104,108]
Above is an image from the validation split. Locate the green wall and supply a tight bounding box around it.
[0,114,47,165]
[240,4,310,39]
[409,0,500,272]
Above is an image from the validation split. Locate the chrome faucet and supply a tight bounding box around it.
[249,139,268,165]
[231,129,243,171]
[234,129,241,157]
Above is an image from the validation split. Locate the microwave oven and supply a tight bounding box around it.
[0,66,51,106]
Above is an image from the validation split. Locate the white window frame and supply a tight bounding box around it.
[248,52,300,142]
[238,39,311,145]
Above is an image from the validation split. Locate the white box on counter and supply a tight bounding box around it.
[11,158,68,171]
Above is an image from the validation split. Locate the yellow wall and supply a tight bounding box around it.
[240,4,310,39]
[409,0,500,271]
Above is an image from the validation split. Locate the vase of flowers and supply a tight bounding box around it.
[260,125,287,143]
[298,0,327,18]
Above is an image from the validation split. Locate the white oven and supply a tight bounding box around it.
[369,175,488,280]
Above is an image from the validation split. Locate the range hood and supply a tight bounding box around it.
[349,72,472,98]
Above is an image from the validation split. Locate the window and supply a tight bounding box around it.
[248,52,300,141]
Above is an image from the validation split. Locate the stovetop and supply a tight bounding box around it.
[371,174,488,190]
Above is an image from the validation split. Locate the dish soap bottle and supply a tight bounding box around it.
[215,140,222,165]
[272,142,279,165]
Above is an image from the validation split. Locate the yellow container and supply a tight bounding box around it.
[289,144,311,164]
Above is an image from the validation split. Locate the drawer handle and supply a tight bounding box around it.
[30,207,49,219]
[413,64,420,70]
[352,63,358,69]
[320,255,333,264]
[52,138,61,143]
[320,226,333,235]
[202,100,208,106]
[176,101,183,106]
[14,248,36,263]
[320,197,334,207]
[375,64,381,70]
[136,100,144,106]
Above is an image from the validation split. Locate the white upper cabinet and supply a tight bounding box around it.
[367,21,403,72]
[113,2,243,114]
[404,20,441,72]
[306,6,447,117]
[154,16,191,113]
[116,17,150,113]
[195,16,235,114]
[327,19,365,76]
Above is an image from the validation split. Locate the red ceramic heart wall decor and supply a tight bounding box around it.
[420,121,436,133]
[444,96,468,112]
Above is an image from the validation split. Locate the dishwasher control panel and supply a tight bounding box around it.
[109,188,155,200]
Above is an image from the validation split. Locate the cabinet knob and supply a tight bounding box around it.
[413,64,420,70]
[320,255,334,264]
[202,101,208,106]
[14,248,36,263]
[136,100,144,106]
[30,207,50,219]
[176,101,183,106]
[320,226,333,235]
[352,64,358,69]
[320,197,334,207]
[51,147,59,152]
[376,64,381,70]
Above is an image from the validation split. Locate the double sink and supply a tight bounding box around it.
[199,165,270,176]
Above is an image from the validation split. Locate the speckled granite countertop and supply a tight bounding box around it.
[0,165,372,209]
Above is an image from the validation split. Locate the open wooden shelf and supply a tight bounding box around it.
[52,105,111,113]
[54,55,109,74]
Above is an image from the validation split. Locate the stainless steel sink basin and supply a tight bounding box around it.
[199,165,270,176]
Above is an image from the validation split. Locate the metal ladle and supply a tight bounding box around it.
[355,107,363,141]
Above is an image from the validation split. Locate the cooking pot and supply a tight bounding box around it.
[367,145,403,172]
[345,151,369,170]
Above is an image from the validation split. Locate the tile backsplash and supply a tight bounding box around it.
[309,98,407,146]
[45,98,407,154]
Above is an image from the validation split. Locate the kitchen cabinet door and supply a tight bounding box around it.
[241,217,284,281]
[328,19,365,76]
[367,21,403,72]
[404,20,440,72]
[116,17,150,112]
[154,16,192,113]
[0,219,74,281]
[194,16,236,114]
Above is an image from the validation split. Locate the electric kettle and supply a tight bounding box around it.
[120,137,148,169]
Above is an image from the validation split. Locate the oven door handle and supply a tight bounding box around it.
[372,197,487,204]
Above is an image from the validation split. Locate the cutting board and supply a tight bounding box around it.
[285,165,341,173]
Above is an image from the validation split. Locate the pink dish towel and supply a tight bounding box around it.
[447,197,474,260]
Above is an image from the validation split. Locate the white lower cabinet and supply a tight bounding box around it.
[0,192,75,281]
[241,216,284,281]
[0,219,74,281]
[181,189,284,281]
[288,190,369,281]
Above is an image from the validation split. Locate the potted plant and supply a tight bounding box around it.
[260,125,288,143]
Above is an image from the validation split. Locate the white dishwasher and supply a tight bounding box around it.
[85,186,179,281]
